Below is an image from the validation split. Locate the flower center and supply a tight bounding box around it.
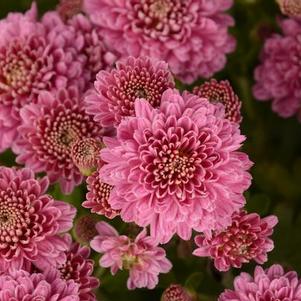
[149,0,172,19]
[122,253,140,269]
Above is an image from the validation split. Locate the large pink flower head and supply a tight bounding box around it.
[85,56,175,128]
[253,18,301,121]
[83,0,236,84]
[100,89,252,243]
[0,270,80,301]
[193,79,242,124]
[0,4,86,152]
[0,167,76,272]
[14,87,103,194]
[218,264,301,301]
[193,211,278,272]
[44,236,99,301]
[91,221,172,290]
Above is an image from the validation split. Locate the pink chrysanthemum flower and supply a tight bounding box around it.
[193,211,278,272]
[0,270,80,301]
[0,4,86,152]
[218,264,301,301]
[91,221,172,290]
[83,0,236,84]
[193,79,242,124]
[253,18,301,121]
[162,284,192,301]
[85,56,174,128]
[0,167,76,272]
[83,170,120,219]
[14,87,103,194]
[278,0,301,18]
[44,235,99,301]
[100,89,252,243]
[57,0,83,20]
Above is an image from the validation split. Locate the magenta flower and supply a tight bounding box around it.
[219,264,301,301]
[14,87,102,194]
[0,270,80,301]
[83,0,236,84]
[162,284,193,301]
[193,79,242,124]
[0,167,76,272]
[91,221,172,289]
[193,211,278,272]
[83,170,120,219]
[44,235,99,301]
[85,56,174,128]
[100,89,252,243]
[0,4,86,152]
[253,18,301,121]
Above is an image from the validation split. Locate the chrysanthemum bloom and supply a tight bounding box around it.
[71,138,103,176]
[91,221,172,289]
[161,284,192,301]
[74,215,98,243]
[0,4,86,152]
[83,0,236,84]
[277,0,301,18]
[193,211,278,272]
[218,264,301,301]
[100,89,252,243]
[0,270,80,301]
[0,167,76,272]
[14,87,103,194]
[57,0,83,20]
[45,236,99,301]
[85,56,175,128]
[253,18,301,121]
[193,79,242,124]
[83,170,120,219]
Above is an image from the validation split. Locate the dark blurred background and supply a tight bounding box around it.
[1,0,300,300]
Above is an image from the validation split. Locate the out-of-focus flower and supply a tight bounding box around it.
[0,167,76,272]
[253,18,301,121]
[91,221,172,289]
[218,264,301,301]
[44,236,99,301]
[193,211,278,271]
[57,0,83,20]
[74,215,98,244]
[83,0,236,84]
[14,87,102,194]
[0,4,86,152]
[277,0,301,18]
[0,270,80,301]
[161,284,192,301]
[193,79,242,123]
[83,170,120,219]
[85,56,174,128]
[100,89,252,243]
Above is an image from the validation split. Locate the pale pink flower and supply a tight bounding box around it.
[91,221,172,289]
[83,0,236,84]
[0,270,80,301]
[85,56,175,128]
[253,18,301,121]
[14,87,103,194]
[193,79,242,123]
[0,167,76,272]
[100,89,252,243]
[278,0,301,18]
[193,211,278,271]
[219,264,301,301]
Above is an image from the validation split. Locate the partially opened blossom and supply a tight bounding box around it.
[277,0,301,18]
[218,264,301,301]
[0,167,76,272]
[14,87,102,194]
[162,284,192,301]
[83,0,236,84]
[253,18,301,121]
[44,236,99,301]
[57,0,83,20]
[193,79,242,123]
[85,56,175,128]
[91,221,172,289]
[0,4,86,152]
[193,211,278,271]
[100,89,252,243]
[74,215,98,244]
[0,270,80,301]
